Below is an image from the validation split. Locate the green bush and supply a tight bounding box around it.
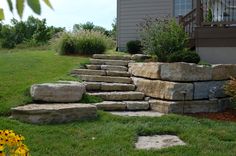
[53,30,115,55]
[167,51,201,64]
[140,18,189,62]
[126,40,142,54]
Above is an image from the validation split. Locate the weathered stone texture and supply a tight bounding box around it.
[129,63,162,79]
[11,104,97,124]
[132,77,193,100]
[125,101,150,110]
[194,81,228,100]
[212,64,236,80]
[31,82,85,102]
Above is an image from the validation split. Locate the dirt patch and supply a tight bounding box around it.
[187,109,236,122]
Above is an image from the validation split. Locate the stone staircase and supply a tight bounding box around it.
[71,54,151,111]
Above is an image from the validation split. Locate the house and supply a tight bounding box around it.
[117,0,236,64]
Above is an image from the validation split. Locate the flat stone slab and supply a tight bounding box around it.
[133,77,193,101]
[86,65,101,70]
[88,92,145,101]
[77,75,132,84]
[150,98,232,114]
[101,65,128,71]
[83,82,135,91]
[129,62,212,81]
[212,64,236,80]
[31,82,85,102]
[135,135,186,150]
[11,104,97,124]
[90,59,130,66]
[110,111,164,117]
[106,71,131,77]
[131,54,151,61]
[125,101,150,110]
[71,69,106,76]
[93,54,131,60]
[95,101,126,111]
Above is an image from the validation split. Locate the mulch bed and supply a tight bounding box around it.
[187,109,236,122]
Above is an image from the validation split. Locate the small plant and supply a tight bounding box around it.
[0,130,30,156]
[126,40,142,54]
[139,18,189,62]
[167,51,201,64]
[225,77,236,102]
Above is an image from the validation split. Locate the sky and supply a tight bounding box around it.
[0,0,117,31]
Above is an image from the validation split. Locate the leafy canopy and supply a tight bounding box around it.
[0,0,53,20]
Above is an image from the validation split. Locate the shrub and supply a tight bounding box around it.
[167,51,201,64]
[225,77,236,102]
[139,18,189,62]
[126,40,142,54]
[53,30,115,55]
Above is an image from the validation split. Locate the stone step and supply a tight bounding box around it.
[93,54,131,60]
[84,82,135,91]
[72,69,131,77]
[86,65,101,70]
[101,65,128,72]
[11,104,97,124]
[76,75,132,84]
[95,101,149,111]
[90,59,130,66]
[71,69,106,76]
[88,92,145,101]
[109,111,164,117]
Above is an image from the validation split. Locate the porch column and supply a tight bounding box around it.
[196,0,202,26]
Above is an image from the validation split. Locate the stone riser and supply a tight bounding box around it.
[90,59,131,66]
[71,69,131,77]
[84,82,135,91]
[86,65,128,72]
[88,92,145,101]
[77,75,132,84]
[11,104,97,124]
[150,98,232,114]
[95,101,150,111]
[93,54,131,60]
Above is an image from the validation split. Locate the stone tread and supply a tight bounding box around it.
[71,69,131,77]
[11,104,97,124]
[101,65,128,71]
[76,75,132,84]
[83,82,135,91]
[95,101,150,111]
[93,54,131,60]
[90,59,130,66]
[109,111,164,117]
[88,91,145,101]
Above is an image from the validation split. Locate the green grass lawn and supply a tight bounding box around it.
[0,49,236,156]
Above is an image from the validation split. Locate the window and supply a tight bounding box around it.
[174,0,193,16]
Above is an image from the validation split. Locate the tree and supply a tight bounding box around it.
[0,0,53,20]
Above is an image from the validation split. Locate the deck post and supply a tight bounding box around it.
[196,0,202,26]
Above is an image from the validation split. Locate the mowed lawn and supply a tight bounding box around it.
[0,49,88,115]
[0,49,236,156]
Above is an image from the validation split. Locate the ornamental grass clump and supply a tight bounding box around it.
[52,30,115,55]
[0,130,30,156]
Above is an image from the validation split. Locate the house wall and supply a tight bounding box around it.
[117,0,174,51]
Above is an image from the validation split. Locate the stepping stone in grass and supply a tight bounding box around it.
[109,111,164,117]
[135,135,186,150]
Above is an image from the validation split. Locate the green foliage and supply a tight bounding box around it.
[0,16,64,48]
[167,51,201,64]
[206,8,213,22]
[140,18,189,62]
[126,40,142,54]
[1,0,53,20]
[53,31,115,55]
[79,94,103,103]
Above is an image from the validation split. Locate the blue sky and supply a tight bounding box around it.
[0,0,117,30]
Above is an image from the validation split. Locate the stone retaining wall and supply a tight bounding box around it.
[129,62,236,113]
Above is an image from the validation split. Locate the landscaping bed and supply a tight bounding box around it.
[188,108,236,122]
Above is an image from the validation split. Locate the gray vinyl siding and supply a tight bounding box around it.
[117,0,174,51]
